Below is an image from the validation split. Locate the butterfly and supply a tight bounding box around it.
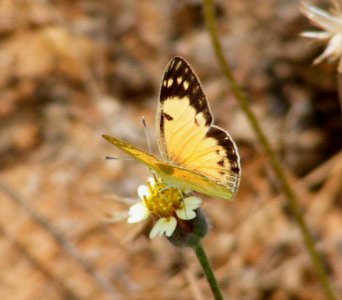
[103,56,240,200]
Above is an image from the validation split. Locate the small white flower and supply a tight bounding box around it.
[127,176,202,238]
[301,1,342,72]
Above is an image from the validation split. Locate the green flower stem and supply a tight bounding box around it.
[194,243,224,300]
[203,1,336,300]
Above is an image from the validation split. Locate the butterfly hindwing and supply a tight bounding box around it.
[157,57,240,199]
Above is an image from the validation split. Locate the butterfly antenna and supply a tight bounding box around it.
[142,116,152,153]
[104,156,132,160]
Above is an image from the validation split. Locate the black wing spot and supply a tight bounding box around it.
[163,112,173,121]
[230,164,240,173]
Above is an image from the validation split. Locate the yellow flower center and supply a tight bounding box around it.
[143,180,183,218]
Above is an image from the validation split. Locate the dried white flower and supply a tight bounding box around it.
[301,0,342,72]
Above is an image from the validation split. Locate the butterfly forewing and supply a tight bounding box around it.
[157,57,240,198]
[102,135,235,199]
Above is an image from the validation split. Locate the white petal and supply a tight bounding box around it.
[314,34,342,64]
[127,202,149,223]
[184,196,202,209]
[301,31,331,40]
[176,196,201,220]
[137,185,149,200]
[301,2,342,32]
[149,217,177,238]
[176,208,196,220]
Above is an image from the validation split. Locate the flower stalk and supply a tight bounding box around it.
[194,243,224,300]
[203,0,337,299]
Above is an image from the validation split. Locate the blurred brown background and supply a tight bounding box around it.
[0,1,341,299]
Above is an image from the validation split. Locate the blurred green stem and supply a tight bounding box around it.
[194,243,224,300]
[203,1,336,300]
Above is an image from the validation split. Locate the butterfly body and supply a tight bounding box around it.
[103,57,240,200]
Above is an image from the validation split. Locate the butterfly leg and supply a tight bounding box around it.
[176,187,190,219]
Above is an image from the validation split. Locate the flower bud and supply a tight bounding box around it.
[167,208,208,248]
